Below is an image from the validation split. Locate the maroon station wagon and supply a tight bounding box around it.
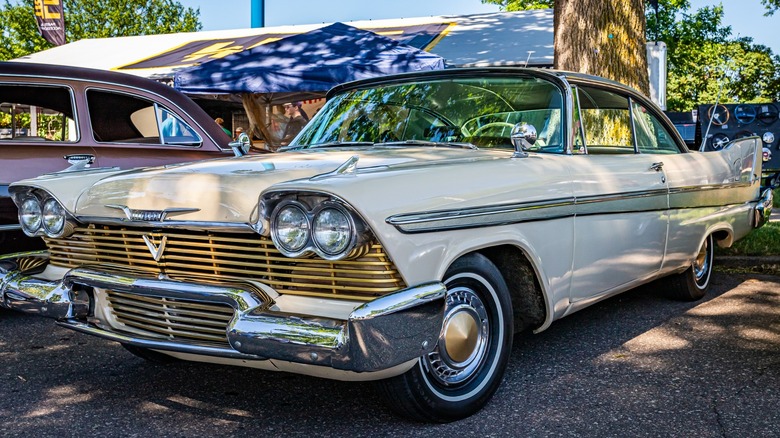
[1,62,239,253]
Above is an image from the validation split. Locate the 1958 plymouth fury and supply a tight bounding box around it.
[0,68,772,422]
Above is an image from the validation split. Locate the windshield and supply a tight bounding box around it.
[291,76,566,152]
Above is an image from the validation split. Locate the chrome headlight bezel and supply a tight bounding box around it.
[42,197,72,238]
[267,195,369,261]
[270,200,312,257]
[15,189,77,238]
[19,195,43,236]
[311,202,356,259]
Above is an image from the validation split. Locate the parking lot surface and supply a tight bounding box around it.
[1,270,779,437]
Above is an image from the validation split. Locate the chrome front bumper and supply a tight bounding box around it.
[0,254,446,373]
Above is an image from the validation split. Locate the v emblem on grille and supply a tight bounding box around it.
[142,235,167,261]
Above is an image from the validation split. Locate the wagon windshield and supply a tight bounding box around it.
[290,76,565,153]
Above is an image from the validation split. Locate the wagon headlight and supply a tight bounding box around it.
[270,201,310,255]
[42,198,66,236]
[312,204,353,257]
[19,196,43,236]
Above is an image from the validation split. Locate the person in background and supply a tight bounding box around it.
[280,102,308,146]
[215,117,231,136]
[234,127,249,144]
[296,102,310,122]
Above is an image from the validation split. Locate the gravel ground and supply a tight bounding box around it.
[1,269,779,437]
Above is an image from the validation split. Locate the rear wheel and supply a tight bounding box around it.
[665,234,714,301]
[379,253,514,423]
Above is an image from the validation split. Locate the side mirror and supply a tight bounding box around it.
[510,123,537,158]
[229,137,250,157]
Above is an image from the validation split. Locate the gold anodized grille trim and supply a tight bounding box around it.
[46,225,407,301]
[105,290,234,347]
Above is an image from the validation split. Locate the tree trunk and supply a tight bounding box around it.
[553,0,650,96]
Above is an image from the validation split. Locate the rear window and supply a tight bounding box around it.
[0,84,77,142]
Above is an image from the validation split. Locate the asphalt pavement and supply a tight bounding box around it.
[1,269,779,437]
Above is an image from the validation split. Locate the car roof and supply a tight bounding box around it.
[0,61,188,103]
[0,61,229,146]
[326,66,643,100]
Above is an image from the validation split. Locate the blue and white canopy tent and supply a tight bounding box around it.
[174,22,445,148]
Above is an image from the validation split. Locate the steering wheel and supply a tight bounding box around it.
[471,122,516,137]
[709,133,730,150]
[707,104,730,126]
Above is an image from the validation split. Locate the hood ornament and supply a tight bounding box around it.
[142,235,167,261]
[310,155,359,181]
[106,204,200,222]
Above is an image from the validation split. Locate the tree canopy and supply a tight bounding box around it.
[0,0,201,61]
[483,0,780,111]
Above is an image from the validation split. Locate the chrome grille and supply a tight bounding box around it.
[106,290,234,347]
[46,225,407,301]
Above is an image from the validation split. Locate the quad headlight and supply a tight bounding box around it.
[17,192,75,238]
[269,198,366,260]
[312,204,353,256]
[271,201,310,254]
[42,198,66,236]
[19,196,43,236]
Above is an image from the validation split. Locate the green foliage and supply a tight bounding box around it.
[481,0,552,10]
[0,0,201,61]
[762,0,779,15]
[649,1,780,111]
[717,189,780,257]
[483,0,780,112]
[716,221,780,256]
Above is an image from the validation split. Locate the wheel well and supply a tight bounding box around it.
[712,229,733,248]
[476,245,546,334]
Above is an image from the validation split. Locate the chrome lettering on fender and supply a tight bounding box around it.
[143,235,167,261]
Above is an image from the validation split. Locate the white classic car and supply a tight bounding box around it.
[0,68,772,422]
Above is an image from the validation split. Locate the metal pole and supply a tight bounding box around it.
[251,0,265,28]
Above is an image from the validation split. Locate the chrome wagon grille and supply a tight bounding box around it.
[105,290,234,347]
[45,225,407,301]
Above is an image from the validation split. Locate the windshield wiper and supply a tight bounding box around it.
[376,140,477,150]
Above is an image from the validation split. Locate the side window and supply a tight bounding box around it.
[156,107,201,145]
[632,101,681,154]
[0,84,77,142]
[577,86,634,154]
[86,89,200,146]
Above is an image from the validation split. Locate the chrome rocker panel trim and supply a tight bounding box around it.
[0,256,446,373]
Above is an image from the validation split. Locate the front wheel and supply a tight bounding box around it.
[379,253,514,422]
[665,234,714,301]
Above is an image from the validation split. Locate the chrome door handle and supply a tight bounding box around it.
[650,162,664,172]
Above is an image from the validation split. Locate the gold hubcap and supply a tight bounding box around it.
[424,287,489,386]
[443,310,480,363]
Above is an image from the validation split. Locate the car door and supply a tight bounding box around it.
[0,81,96,183]
[83,87,230,170]
[568,86,669,303]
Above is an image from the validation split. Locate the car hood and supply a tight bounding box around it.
[17,148,503,223]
